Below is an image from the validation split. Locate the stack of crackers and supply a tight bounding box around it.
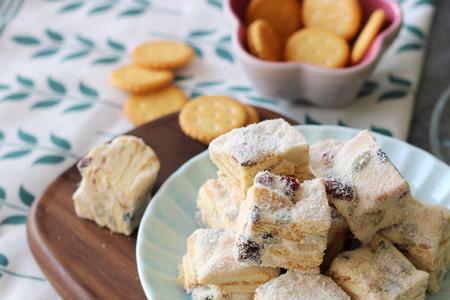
[109,40,194,126]
[246,0,386,67]
[178,119,450,299]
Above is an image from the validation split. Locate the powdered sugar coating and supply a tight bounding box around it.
[255,271,350,300]
[189,229,279,285]
[380,198,450,292]
[325,130,410,243]
[191,285,225,300]
[333,130,409,210]
[382,199,450,257]
[197,178,241,229]
[254,171,299,197]
[309,139,344,178]
[235,173,331,271]
[292,179,332,231]
[250,173,331,232]
[329,236,429,299]
[209,119,308,166]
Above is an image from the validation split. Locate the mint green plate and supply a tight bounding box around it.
[136,125,450,300]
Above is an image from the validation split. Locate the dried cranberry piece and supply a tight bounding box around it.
[281,175,299,193]
[322,152,335,168]
[325,178,354,200]
[237,236,262,264]
[254,171,274,187]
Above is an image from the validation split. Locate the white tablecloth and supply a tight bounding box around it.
[0,0,435,298]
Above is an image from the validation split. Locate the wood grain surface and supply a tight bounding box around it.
[27,107,296,300]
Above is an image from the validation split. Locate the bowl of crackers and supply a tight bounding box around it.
[225,0,402,108]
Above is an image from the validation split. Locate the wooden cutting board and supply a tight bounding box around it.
[27,107,296,300]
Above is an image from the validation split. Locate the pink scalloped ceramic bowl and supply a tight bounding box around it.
[224,0,402,108]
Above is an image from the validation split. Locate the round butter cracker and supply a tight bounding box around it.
[303,0,362,41]
[351,9,385,64]
[179,95,247,144]
[244,105,260,124]
[110,65,173,93]
[247,19,282,61]
[246,0,301,42]
[285,28,349,68]
[124,86,187,126]
[132,40,195,70]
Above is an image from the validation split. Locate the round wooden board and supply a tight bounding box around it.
[27,107,297,300]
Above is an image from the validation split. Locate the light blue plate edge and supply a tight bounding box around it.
[136,150,209,299]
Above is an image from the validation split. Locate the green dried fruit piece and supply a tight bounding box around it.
[353,151,372,172]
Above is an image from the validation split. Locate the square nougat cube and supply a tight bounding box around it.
[209,119,312,200]
[381,198,450,293]
[322,206,349,269]
[326,130,410,243]
[197,178,241,229]
[178,228,278,296]
[73,135,160,235]
[329,235,429,300]
[235,171,331,272]
[255,271,350,300]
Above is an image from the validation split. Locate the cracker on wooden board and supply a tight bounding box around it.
[179,95,247,144]
[244,105,260,124]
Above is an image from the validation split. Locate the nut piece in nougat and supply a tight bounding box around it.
[255,271,350,300]
[235,171,331,272]
[322,206,349,269]
[197,178,242,229]
[329,235,429,300]
[209,119,312,200]
[73,135,160,235]
[178,228,279,298]
[327,130,410,243]
[380,198,450,293]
